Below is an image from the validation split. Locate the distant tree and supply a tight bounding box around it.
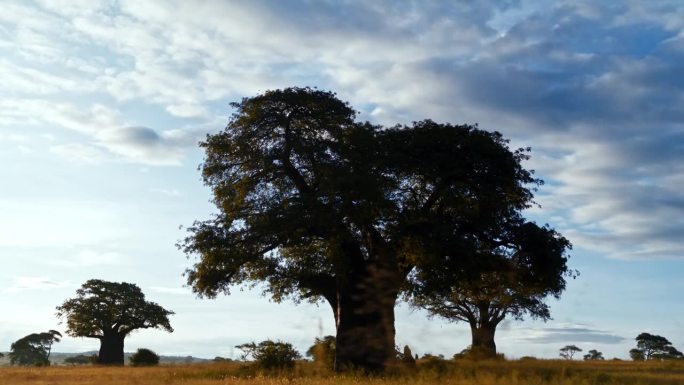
[180,87,549,371]
[129,348,160,366]
[306,336,335,370]
[56,279,174,365]
[9,330,61,366]
[237,340,301,370]
[583,349,604,360]
[64,354,95,365]
[629,348,645,361]
[213,356,233,362]
[559,345,582,360]
[632,333,683,360]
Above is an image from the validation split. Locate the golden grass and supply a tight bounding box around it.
[1,359,684,385]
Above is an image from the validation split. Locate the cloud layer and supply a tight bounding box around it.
[514,324,626,344]
[1,0,683,262]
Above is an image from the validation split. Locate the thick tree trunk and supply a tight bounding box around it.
[334,266,400,372]
[470,323,497,358]
[97,334,125,365]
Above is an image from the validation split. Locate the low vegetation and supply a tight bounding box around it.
[1,359,684,385]
[130,348,161,367]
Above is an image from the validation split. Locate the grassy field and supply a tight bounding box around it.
[1,359,684,385]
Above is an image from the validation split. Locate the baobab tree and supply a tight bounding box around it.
[180,87,559,371]
[56,279,173,365]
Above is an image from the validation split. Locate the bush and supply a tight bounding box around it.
[453,346,505,361]
[306,336,335,370]
[417,354,449,374]
[64,354,95,365]
[236,340,301,370]
[129,348,160,366]
[213,356,233,362]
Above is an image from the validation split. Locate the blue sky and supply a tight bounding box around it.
[1,0,683,360]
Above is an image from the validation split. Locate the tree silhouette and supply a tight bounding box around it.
[56,279,173,365]
[629,348,645,361]
[129,348,160,366]
[559,345,582,360]
[632,333,683,360]
[583,349,604,360]
[9,330,61,366]
[409,220,572,358]
[180,87,543,371]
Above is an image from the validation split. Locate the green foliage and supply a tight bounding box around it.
[583,349,604,360]
[9,330,61,366]
[129,348,160,367]
[633,333,683,360]
[56,279,174,339]
[559,345,582,360]
[237,340,301,370]
[64,354,96,365]
[306,336,335,370]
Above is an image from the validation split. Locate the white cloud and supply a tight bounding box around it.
[5,276,72,293]
[45,250,130,270]
[49,143,106,164]
[149,286,190,295]
[0,99,200,165]
[16,145,32,154]
[150,188,182,197]
[166,104,209,118]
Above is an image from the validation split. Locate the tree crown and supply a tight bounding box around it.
[9,330,61,366]
[56,279,174,338]
[180,87,545,307]
[634,333,683,360]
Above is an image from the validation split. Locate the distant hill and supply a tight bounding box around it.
[0,352,213,366]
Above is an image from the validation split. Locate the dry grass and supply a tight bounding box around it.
[1,359,684,385]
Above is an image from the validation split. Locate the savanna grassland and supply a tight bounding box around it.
[1,359,684,385]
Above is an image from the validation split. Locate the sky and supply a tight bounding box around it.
[1,0,683,360]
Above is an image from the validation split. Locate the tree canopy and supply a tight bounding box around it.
[559,345,582,360]
[237,340,301,370]
[56,279,174,365]
[180,87,553,371]
[408,219,572,358]
[583,349,604,361]
[9,330,61,366]
[632,333,683,360]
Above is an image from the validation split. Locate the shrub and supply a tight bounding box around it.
[129,348,160,366]
[454,346,505,361]
[237,340,301,370]
[64,354,95,365]
[306,336,335,370]
[213,356,233,362]
[417,354,449,374]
